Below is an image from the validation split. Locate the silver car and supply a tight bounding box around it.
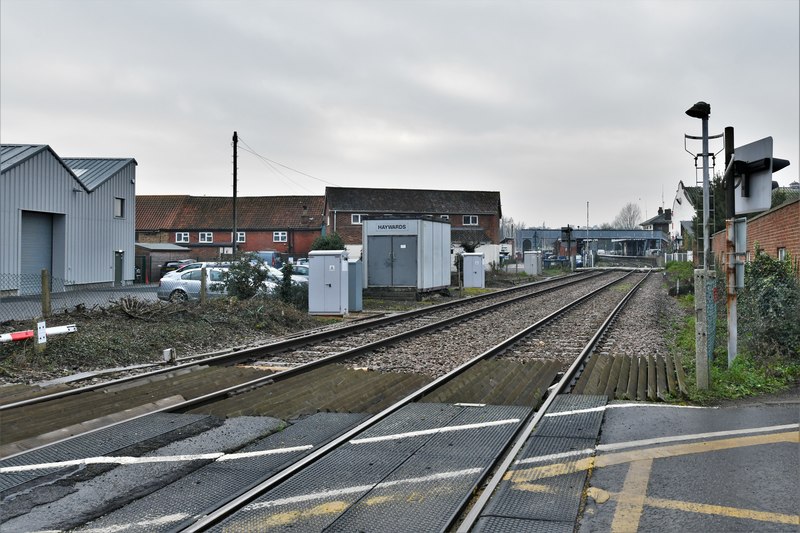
[157,267,228,302]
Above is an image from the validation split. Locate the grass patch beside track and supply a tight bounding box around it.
[670,294,800,404]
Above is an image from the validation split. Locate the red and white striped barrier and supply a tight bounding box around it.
[0,324,78,343]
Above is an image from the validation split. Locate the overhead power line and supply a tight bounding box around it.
[237,137,340,190]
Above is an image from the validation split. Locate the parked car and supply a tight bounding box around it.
[157,267,228,302]
[159,259,193,277]
[161,261,230,280]
[291,264,309,278]
[264,265,307,285]
[255,250,282,268]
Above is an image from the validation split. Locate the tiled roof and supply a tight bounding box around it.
[677,180,702,207]
[136,195,325,231]
[325,187,501,216]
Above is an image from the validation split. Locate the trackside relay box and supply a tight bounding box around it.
[308,250,349,316]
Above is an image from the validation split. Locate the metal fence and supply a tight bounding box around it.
[0,273,159,324]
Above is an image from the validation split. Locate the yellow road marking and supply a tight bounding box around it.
[588,488,800,526]
[643,495,800,526]
[506,430,799,484]
[506,430,799,530]
[610,459,652,533]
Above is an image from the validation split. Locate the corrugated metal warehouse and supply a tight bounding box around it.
[0,144,137,294]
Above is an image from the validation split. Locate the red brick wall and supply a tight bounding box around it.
[144,228,322,261]
[712,200,800,274]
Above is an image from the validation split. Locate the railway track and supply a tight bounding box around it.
[0,268,682,532]
[0,271,606,454]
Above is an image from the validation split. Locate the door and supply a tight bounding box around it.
[367,236,392,286]
[367,235,417,287]
[114,251,124,286]
[20,211,53,294]
[322,255,341,313]
[392,236,417,286]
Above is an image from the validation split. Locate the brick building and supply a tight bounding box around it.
[135,195,324,261]
[323,187,502,248]
[711,198,800,275]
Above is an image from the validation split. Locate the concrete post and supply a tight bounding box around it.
[694,268,709,389]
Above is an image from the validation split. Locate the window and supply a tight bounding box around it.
[351,214,364,225]
[114,198,125,218]
[440,215,450,220]
[199,232,214,243]
[778,247,787,261]
[183,270,202,281]
[463,215,478,226]
[175,232,189,243]
[273,231,288,242]
[236,232,246,243]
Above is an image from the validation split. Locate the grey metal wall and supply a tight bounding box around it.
[0,150,136,291]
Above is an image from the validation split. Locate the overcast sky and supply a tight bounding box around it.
[2,0,798,228]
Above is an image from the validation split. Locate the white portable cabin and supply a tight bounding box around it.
[362,217,451,291]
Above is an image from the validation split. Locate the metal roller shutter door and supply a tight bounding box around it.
[21,211,53,281]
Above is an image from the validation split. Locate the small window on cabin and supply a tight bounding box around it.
[176,232,189,243]
[199,232,214,243]
[273,231,288,242]
[114,198,125,218]
[463,215,478,226]
[352,214,364,225]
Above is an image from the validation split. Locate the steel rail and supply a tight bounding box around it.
[0,272,596,412]
[454,270,651,532]
[176,271,638,532]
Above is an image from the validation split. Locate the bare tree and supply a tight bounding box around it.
[612,203,642,229]
[500,216,526,240]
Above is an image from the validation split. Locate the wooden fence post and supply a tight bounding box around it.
[41,269,51,318]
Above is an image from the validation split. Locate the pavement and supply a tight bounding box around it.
[577,398,800,532]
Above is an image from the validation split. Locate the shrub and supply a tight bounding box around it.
[222,253,269,299]
[311,233,345,250]
[738,247,799,361]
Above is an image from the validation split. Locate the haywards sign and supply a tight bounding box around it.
[377,223,407,230]
[366,219,418,235]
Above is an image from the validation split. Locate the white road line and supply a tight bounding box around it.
[0,444,314,474]
[545,403,714,418]
[596,423,800,452]
[515,448,595,465]
[350,418,521,444]
[78,512,190,533]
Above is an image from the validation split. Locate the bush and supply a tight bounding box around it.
[222,253,269,299]
[664,260,694,295]
[311,233,345,250]
[738,247,800,361]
